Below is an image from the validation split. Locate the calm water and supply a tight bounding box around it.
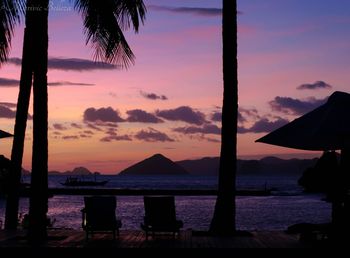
[0,175,332,231]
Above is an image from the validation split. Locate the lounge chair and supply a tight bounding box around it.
[141,196,183,239]
[81,196,122,240]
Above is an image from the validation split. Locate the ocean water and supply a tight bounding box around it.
[0,175,332,231]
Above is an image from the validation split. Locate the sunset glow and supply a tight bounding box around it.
[1,0,350,173]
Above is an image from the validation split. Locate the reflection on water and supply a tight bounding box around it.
[0,175,332,230]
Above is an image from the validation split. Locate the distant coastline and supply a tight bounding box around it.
[23,154,320,177]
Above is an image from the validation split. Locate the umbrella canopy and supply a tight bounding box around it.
[256,91,350,151]
[0,129,13,139]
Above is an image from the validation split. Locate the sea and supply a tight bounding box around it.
[0,175,332,231]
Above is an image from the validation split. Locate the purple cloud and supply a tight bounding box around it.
[140,91,168,100]
[211,112,221,122]
[297,81,332,90]
[100,135,132,142]
[0,77,19,86]
[0,102,17,108]
[85,123,102,131]
[8,57,118,71]
[0,77,94,87]
[156,106,207,125]
[269,96,326,115]
[62,135,79,140]
[105,128,118,136]
[148,5,222,17]
[71,123,83,129]
[238,117,289,134]
[173,124,221,135]
[48,81,95,86]
[0,105,33,120]
[82,130,94,135]
[53,123,68,130]
[126,109,163,123]
[0,106,17,118]
[83,107,125,123]
[211,107,259,123]
[135,128,174,142]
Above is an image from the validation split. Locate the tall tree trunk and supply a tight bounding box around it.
[209,0,238,235]
[4,0,36,230]
[27,0,49,241]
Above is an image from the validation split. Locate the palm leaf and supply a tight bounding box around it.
[0,0,24,64]
[74,0,146,68]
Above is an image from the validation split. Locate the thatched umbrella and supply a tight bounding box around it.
[256,91,350,234]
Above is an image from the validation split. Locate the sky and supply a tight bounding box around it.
[1,0,350,173]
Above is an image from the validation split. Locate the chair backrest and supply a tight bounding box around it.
[143,196,177,227]
[84,196,116,230]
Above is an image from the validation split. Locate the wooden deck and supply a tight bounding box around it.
[0,229,305,249]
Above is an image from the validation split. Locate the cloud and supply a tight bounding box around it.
[48,81,95,86]
[211,107,259,123]
[0,102,17,108]
[173,124,221,135]
[83,107,125,123]
[79,134,91,138]
[100,135,132,142]
[126,109,163,123]
[140,91,168,100]
[135,128,175,142]
[0,77,20,86]
[148,5,222,17]
[52,123,68,130]
[0,77,94,87]
[0,105,33,120]
[105,128,117,136]
[156,106,207,125]
[239,107,260,120]
[269,96,326,115]
[238,117,289,134]
[0,106,17,119]
[8,57,118,71]
[82,130,94,135]
[85,123,102,131]
[62,135,79,140]
[71,123,83,129]
[297,81,332,90]
[211,112,221,122]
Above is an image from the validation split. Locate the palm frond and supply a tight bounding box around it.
[74,0,146,68]
[115,0,146,32]
[0,0,24,64]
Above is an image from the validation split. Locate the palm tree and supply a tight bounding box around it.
[3,0,146,240]
[209,0,238,235]
[1,0,29,230]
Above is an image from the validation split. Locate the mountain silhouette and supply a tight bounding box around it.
[119,153,189,176]
[48,166,100,176]
[176,156,318,176]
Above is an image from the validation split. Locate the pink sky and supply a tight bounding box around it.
[1,0,350,173]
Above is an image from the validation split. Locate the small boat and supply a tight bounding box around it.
[60,176,108,187]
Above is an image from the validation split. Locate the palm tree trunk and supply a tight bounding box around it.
[209,0,238,235]
[4,0,36,230]
[27,0,49,241]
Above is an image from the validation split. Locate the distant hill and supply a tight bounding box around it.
[176,156,318,176]
[119,154,189,176]
[176,157,219,176]
[48,166,100,176]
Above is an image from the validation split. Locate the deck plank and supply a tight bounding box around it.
[0,229,309,249]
